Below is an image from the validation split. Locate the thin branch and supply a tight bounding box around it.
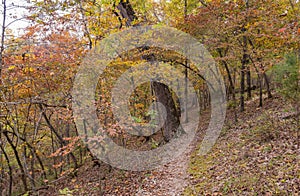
[0,0,6,77]
[5,17,28,28]
[199,0,208,7]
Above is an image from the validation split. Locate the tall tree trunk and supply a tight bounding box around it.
[117,0,183,142]
[218,49,237,122]
[240,59,245,112]
[240,32,248,112]
[152,82,182,142]
[240,0,250,112]
[259,75,263,107]
[246,67,251,99]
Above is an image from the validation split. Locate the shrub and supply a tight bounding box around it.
[272,53,299,106]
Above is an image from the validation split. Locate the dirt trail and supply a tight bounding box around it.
[135,140,192,195]
[135,110,210,196]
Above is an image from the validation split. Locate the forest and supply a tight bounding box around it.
[0,0,299,195]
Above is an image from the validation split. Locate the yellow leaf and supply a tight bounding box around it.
[8,65,16,70]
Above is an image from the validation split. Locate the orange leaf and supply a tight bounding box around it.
[278,27,286,33]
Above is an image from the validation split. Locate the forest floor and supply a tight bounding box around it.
[41,94,299,195]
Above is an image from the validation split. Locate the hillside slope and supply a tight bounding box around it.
[39,95,299,195]
[185,95,299,195]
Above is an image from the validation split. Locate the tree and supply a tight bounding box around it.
[115,0,183,142]
[184,0,298,112]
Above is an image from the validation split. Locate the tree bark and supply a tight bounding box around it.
[3,131,28,192]
[116,0,183,142]
[152,82,182,142]
[240,33,248,112]
[259,75,263,107]
[240,58,245,112]
[246,67,251,99]
[0,143,13,196]
[217,49,237,122]
[117,0,138,27]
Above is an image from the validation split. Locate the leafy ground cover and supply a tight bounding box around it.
[184,95,299,195]
[36,94,299,195]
